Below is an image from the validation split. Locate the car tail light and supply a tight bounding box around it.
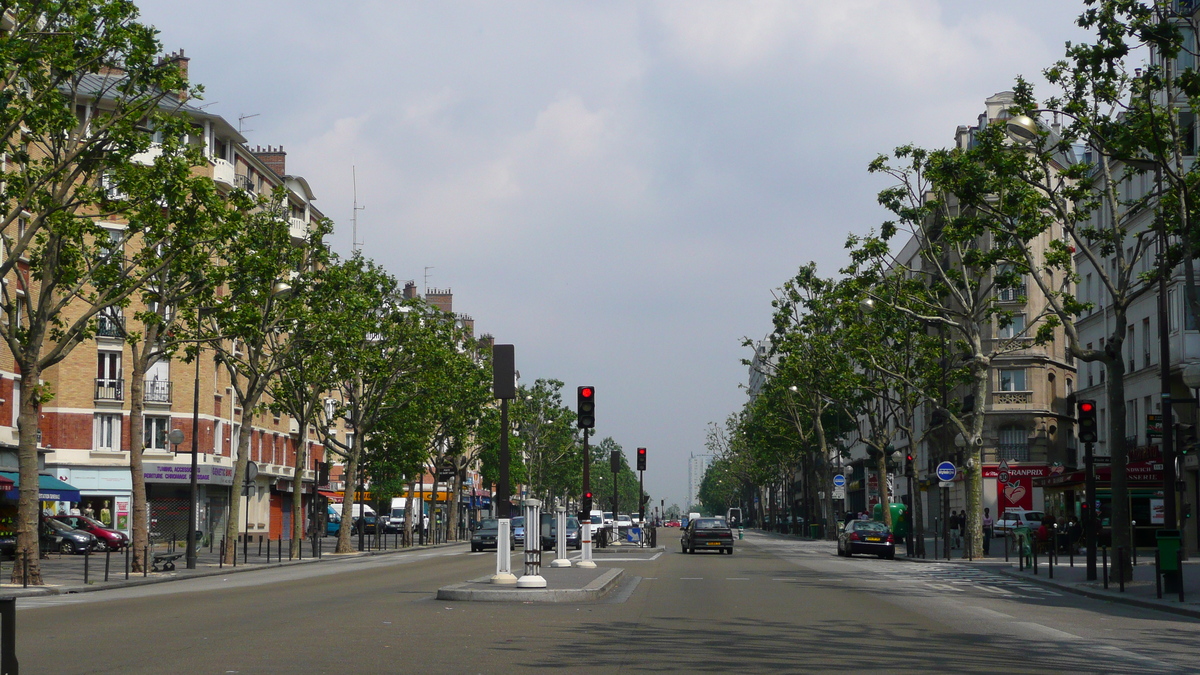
[886,534,895,544]
[849,532,860,541]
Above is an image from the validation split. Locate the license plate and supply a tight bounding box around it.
[867,537,882,542]
[707,541,721,545]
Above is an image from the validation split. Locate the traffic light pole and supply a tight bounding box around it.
[639,469,644,548]
[579,429,595,568]
[1086,440,1097,581]
[498,398,510,519]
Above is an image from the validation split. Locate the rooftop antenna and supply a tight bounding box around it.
[424,266,434,295]
[351,166,365,252]
[238,113,260,135]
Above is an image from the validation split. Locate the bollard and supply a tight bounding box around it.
[1116,546,1124,592]
[1069,540,1074,568]
[84,547,90,584]
[1019,541,1024,571]
[289,539,294,561]
[22,551,28,589]
[105,548,111,582]
[1156,550,1163,599]
[258,535,263,557]
[0,596,17,674]
[1033,542,1038,575]
[1004,529,1009,562]
[144,546,149,577]
[125,544,130,579]
[219,539,224,569]
[1179,549,1186,603]
[1102,546,1108,589]
[1049,542,1054,579]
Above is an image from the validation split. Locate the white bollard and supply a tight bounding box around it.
[517,500,546,588]
[491,518,516,585]
[578,520,596,568]
[550,507,572,568]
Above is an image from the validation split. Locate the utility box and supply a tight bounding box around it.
[1157,529,1182,573]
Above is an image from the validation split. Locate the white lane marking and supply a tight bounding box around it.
[680,577,703,580]
[970,607,1013,619]
[726,578,750,581]
[771,578,799,581]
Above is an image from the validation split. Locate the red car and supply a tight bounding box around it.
[53,515,129,551]
[666,519,681,528]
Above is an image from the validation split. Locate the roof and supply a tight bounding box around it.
[71,72,246,144]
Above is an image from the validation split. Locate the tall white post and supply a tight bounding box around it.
[491,518,516,585]
[550,506,571,568]
[578,519,596,568]
[517,499,546,588]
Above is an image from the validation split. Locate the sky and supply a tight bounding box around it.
[137,0,1091,509]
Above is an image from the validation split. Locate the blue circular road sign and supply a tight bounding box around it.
[935,461,957,481]
[833,474,846,488]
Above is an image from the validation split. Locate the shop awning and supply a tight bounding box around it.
[0,472,82,502]
[319,490,342,503]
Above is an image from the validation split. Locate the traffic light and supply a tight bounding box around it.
[1077,400,1098,443]
[582,491,593,513]
[1179,424,1197,455]
[610,449,620,474]
[905,452,915,476]
[637,447,646,471]
[577,386,595,429]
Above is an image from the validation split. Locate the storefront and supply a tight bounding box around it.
[52,466,132,534]
[0,472,82,517]
[983,462,1050,516]
[142,462,234,546]
[1035,459,1165,547]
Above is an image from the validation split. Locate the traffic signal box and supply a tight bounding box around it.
[577,386,595,429]
[578,491,594,522]
[1078,400,1098,443]
[637,447,646,471]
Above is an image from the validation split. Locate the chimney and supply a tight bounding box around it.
[160,49,190,101]
[403,281,418,300]
[252,146,287,178]
[425,288,453,313]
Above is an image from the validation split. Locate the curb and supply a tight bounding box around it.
[994,567,1200,620]
[436,567,624,602]
[5,540,468,598]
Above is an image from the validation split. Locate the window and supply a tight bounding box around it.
[1127,324,1135,371]
[1085,274,1093,315]
[96,351,122,400]
[1087,343,1094,387]
[1143,317,1151,368]
[10,380,19,428]
[1066,379,1073,397]
[998,314,1026,339]
[1182,111,1197,157]
[94,413,121,451]
[144,416,169,451]
[998,368,1027,391]
[998,426,1029,461]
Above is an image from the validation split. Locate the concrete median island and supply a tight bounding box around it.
[437,566,623,602]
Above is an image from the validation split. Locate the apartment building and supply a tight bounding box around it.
[0,51,334,544]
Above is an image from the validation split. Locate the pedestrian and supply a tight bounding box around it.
[982,508,993,555]
[948,511,960,548]
[957,510,966,548]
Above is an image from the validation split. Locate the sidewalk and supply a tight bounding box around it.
[0,534,463,598]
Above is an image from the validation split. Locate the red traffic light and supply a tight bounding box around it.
[584,492,592,500]
[1079,401,1094,413]
[580,387,594,399]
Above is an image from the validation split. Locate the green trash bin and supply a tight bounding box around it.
[1157,529,1182,573]
[809,524,820,539]
[1013,526,1032,559]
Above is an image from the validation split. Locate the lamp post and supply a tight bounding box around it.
[187,350,201,570]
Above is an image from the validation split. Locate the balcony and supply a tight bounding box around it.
[993,390,1033,405]
[96,315,124,338]
[144,380,172,404]
[95,378,124,401]
[996,444,1030,462]
[288,217,308,240]
[997,286,1027,302]
[211,158,235,188]
[131,142,163,166]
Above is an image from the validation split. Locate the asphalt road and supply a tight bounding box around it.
[13,530,1200,673]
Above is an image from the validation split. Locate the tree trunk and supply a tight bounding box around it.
[290,425,309,559]
[13,363,43,585]
[876,451,892,527]
[964,361,988,559]
[404,481,415,546]
[127,356,149,574]
[223,403,257,564]
[447,467,462,542]
[1106,352,1132,582]
[335,438,360,553]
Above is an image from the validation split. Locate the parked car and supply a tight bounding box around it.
[511,516,525,548]
[326,505,341,536]
[471,518,515,552]
[616,514,633,531]
[995,509,1044,536]
[40,516,96,554]
[53,514,128,551]
[352,513,379,535]
[680,517,734,554]
[541,517,582,551]
[837,520,895,559]
[666,519,681,528]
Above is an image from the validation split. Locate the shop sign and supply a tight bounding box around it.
[1147,414,1163,438]
[143,463,234,486]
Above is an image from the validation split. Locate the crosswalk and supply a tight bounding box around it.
[878,561,1062,597]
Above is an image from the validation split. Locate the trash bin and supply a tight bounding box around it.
[1157,529,1182,572]
[1013,526,1032,557]
[809,524,820,539]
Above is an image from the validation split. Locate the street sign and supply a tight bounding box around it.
[935,461,956,481]
[832,487,845,499]
[1148,414,1163,438]
[833,474,846,488]
[939,481,954,488]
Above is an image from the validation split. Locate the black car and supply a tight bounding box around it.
[838,520,895,559]
[541,517,581,551]
[470,518,515,552]
[40,516,97,554]
[680,518,734,554]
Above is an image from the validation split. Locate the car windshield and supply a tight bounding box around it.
[44,518,71,532]
[478,519,498,530]
[694,519,725,529]
[511,517,524,527]
[590,515,602,524]
[567,518,579,528]
[1027,512,1045,521]
[851,521,890,533]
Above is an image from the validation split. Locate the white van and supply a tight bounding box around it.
[389,497,409,530]
[351,503,376,519]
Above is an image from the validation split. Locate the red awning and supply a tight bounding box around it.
[319,490,341,503]
[0,475,12,491]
